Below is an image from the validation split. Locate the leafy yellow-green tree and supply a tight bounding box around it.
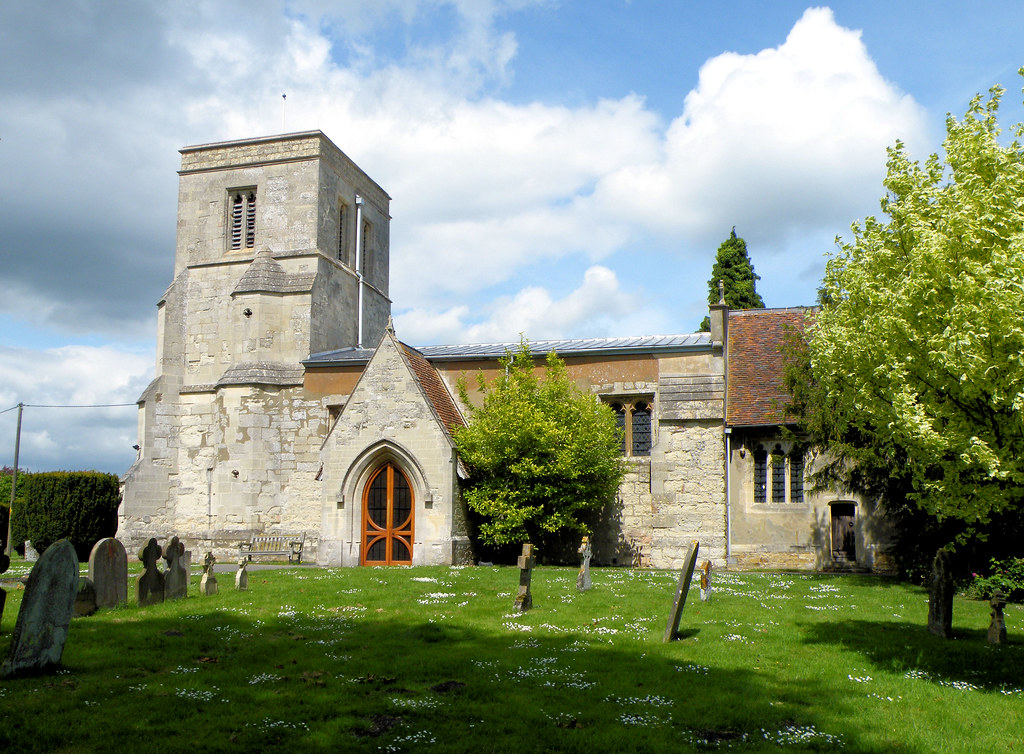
[808,78,1024,538]
[454,342,623,550]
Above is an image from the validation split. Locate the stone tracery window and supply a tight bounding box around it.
[751,442,807,504]
[607,398,653,457]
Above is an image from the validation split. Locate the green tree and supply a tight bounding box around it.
[699,228,765,331]
[805,79,1024,553]
[454,342,624,553]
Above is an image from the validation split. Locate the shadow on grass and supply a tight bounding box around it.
[801,618,1024,690]
[0,600,902,753]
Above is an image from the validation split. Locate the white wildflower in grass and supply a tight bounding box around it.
[248,672,284,684]
[675,663,710,675]
[848,674,872,683]
[867,693,902,702]
[619,712,672,727]
[410,576,438,583]
[503,621,534,632]
[416,592,456,604]
[390,696,441,710]
[723,633,750,643]
[604,693,673,708]
[765,723,844,747]
[247,718,310,732]
[380,729,437,751]
[171,666,198,674]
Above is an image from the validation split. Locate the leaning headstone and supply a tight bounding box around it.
[163,536,188,600]
[199,552,218,596]
[0,552,9,632]
[663,540,700,642]
[73,577,98,618]
[23,541,39,562]
[235,556,249,591]
[927,548,954,638]
[136,538,165,607]
[88,537,128,609]
[988,589,1007,645]
[699,560,712,602]
[1,539,79,678]
[512,543,535,613]
[576,536,593,592]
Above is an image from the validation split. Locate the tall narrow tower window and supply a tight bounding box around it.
[361,220,372,278]
[229,189,257,250]
[337,202,348,264]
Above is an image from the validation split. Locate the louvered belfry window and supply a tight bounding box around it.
[229,190,257,250]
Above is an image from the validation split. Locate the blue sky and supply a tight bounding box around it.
[2,0,1023,475]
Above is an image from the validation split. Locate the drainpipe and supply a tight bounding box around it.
[724,427,732,562]
[354,195,365,348]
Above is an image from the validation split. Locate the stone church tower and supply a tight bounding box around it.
[120,132,391,558]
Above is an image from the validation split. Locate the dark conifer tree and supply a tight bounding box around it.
[699,228,765,331]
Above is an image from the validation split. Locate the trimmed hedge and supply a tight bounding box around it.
[10,471,121,561]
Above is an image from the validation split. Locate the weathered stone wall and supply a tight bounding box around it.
[319,334,467,567]
[727,431,895,571]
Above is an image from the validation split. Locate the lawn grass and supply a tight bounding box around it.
[0,562,1021,753]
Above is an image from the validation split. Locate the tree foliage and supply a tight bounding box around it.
[805,79,1024,543]
[453,343,624,551]
[700,228,765,331]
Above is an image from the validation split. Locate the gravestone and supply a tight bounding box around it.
[199,552,218,596]
[699,559,712,602]
[0,552,9,632]
[73,577,97,617]
[235,556,249,591]
[163,536,188,600]
[23,541,39,562]
[88,537,128,609]
[136,538,165,607]
[927,548,954,638]
[663,540,700,643]
[512,543,535,613]
[1,539,79,678]
[576,536,592,592]
[988,589,1007,645]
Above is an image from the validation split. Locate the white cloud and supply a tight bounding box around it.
[0,345,153,473]
[593,7,929,247]
[395,265,636,344]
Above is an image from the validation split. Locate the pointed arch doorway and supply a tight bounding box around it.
[361,462,415,565]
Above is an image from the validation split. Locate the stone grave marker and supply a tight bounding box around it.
[0,552,9,632]
[88,537,127,609]
[136,538,165,607]
[512,543,535,614]
[927,548,954,638]
[663,540,700,643]
[235,556,249,591]
[163,536,188,600]
[74,577,97,618]
[576,536,592,592]
[1,539,79,678]
[699,560,712,602]
[23,541,39,562]
[988,589,1007,645]
[200,552,218,596]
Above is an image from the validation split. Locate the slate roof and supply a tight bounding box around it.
[726,308,810,427]
[306,333,711,366]
[400,344,466,439]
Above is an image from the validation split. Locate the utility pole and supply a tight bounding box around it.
[5,402,22,558]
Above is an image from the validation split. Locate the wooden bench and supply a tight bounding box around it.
[239,532,306,563]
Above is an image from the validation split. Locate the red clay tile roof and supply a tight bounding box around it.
[400,343,466,439]
[726,308,810,427]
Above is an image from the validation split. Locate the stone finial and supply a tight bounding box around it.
[386,315,395,335]
[717,279,726,305]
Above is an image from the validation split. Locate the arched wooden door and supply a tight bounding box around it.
[361,462,414,565]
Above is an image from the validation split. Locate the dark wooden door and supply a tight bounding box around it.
[361,463,414,565]
[830,503,856,561]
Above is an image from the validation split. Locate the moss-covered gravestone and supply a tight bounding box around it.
[1,539,79,678]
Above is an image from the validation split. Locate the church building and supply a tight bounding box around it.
[119,131,892,571]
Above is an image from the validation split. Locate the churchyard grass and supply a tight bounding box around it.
[1,563,1022,753]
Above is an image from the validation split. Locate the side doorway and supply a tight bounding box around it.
[830,502,857,563]
[361,462,414,565]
